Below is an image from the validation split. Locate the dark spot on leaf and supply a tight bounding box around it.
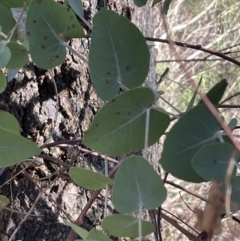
[95,123,99,127]
[56,55,59,59]
[116,112,121,115]
[106,80,109,84]
[70,15,73,19]
[107,71,110,75]
[44,36,47,40]
[128,112,131,115]
[27,32,30,36]
[72,24,75,28]
[112,99,116,102]
[41,45,46,49]
[67,26,71,30]
[126,66,129,70]
[212,159,217,164]
[67,7,70,11]
[33,20,36,23]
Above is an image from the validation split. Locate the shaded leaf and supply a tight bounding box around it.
[89,9,149,100]
[133,0,147,7]
[102,214,154,238]
[68,0,83,18]
[69,167,114,190]
[26,0,84,69]
[228,118,237,130]
[0,111,20,134]
[229,176,240,205]
[199,79,228,105]
[0,69,7,93]
[152,0,161,7]
[66,221,88,239]
[192,142,237,182]
[0,128,41,167]
[0,42,11,68]
[0,195,9,212]
[83,88,170,156]
[160,104,221,182]
[112,156,167,214]
[6,42,28,69]
[7,68,19,82]
[86,228,112,241]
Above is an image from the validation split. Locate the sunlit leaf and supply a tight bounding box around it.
[83,88,170,156]
[0,195,9,212]
[0,69,7,93]
[89,9,149,100]
[86,228,112,241]
[26,0,84,69]
[66,221,88,239]
[192,143,237,182]
[0,128,41,167]
[102,214,154,238]
[160,104,221,182]
[6,42,28,69]
[0,42,11,68]
[68,0,83,18]
[112,156,167,213]
[0,111,20,134]
[69,167,114,190]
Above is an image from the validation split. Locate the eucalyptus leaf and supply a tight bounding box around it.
[102,214,154,238]
[7,68,19,82]
[26,0,84,69]
[0,111,20,134]
[68,0,83,18]
[89,9,150,100]
[0,42,11,68]
[192,142,238,182]
[0,128,41,167]
[6,42,28,69]
[160,104,221,182]
[0,69,7,93]
[112,156,167,214]
[228,118,237,130]
[86,228,112,241]
[0,195,9,212]
[66,221,88,239]
[69,167,114,190]
[199,79,228,105]
[83,88,170,156]
[133,0,148,7]
[163,0,174,15]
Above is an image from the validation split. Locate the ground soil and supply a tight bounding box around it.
[0,1,158,240]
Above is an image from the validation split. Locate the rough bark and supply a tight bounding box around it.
[0,1,157,240]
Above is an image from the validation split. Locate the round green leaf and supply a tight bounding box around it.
[66,221,88,240]
[86,228,112,241]
[69,167,114,190]
[6,42,28,69]
[26,0,84,69]
[134,0,147,7]
[0,111,20,134]
[0,42,11,68]
[83,88,170,156]
[68,0,83,18]
[112,156,167,214]
[160,104,221,183]
[192,142,237,182]
[0,195,9,212]
[0,69,7,93]
[89,9,150,101]
[0,128,41,167]
[102,214,154,238]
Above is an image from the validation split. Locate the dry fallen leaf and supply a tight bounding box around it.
[194,181,225,240]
